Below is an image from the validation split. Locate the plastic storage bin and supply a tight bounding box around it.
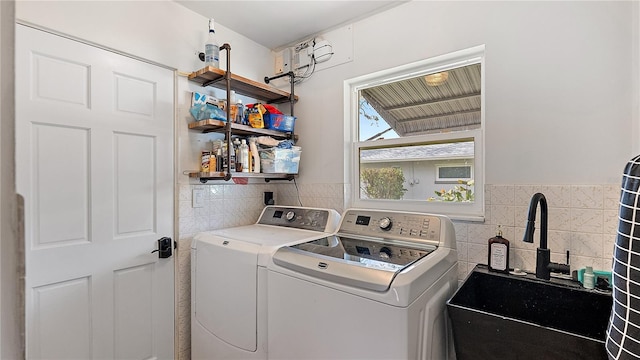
[264,114,296,132]
[260,147,301,174]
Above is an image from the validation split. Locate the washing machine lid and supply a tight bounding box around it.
[272,234,436,292]
[195,224,325,248]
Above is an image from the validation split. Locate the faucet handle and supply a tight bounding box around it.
[548,262,570,275]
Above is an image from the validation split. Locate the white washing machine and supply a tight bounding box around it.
[191,206,341,360]
[267,208,458,360]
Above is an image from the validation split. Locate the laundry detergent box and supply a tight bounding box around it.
[191,91,218,107]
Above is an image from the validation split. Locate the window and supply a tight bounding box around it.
[436,164,473,183]
[344,46,485,220]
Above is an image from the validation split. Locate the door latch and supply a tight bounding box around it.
[151,237,173,258]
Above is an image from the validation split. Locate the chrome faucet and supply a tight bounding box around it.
[523,193,570,280]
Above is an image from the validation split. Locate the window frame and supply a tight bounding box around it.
[343,45,485,221]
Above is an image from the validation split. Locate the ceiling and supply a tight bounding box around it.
[175,1,406,50]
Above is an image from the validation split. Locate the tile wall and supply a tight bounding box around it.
[454,184,619,282]
[175,181,345,359]
[176,182,621,359]
[176,182,277,360]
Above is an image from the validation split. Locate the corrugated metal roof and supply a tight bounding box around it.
[361,63,481,137]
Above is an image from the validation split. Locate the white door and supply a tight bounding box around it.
[16,25,175,360]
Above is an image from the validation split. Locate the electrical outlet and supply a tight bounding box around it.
[192,189,204,208]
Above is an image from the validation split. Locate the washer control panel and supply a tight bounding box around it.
[258,206,335,232]
[339,209,442,244]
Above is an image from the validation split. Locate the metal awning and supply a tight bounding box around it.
[361,63,481,137]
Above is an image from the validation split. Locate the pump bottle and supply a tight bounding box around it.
[488,225,510,273]
[204,19,219,68]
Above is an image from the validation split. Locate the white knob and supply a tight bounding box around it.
[379,217,392,230]
[285,211,296,221]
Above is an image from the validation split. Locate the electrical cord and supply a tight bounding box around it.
[293,177,303,206]
[294,58,316,84]
[293,38,318,84]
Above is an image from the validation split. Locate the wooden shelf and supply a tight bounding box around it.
[188,119,297,140]
[186,59,299,184]
[189,171,295,183]
[189,66,298,105]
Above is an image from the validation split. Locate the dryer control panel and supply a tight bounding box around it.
[258,206,338,232]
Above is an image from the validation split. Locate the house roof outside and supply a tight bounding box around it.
[360,141,474,163]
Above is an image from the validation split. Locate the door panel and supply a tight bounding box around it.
[114,132,156,236]
[32,123,90,247]
[32,276,92,360]
[114,263,154,359]
[31,52,90,107]
[17,25,175,359]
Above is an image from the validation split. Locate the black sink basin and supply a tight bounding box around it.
[447,265,612,360]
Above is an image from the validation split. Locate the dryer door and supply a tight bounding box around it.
[194,235,260,351]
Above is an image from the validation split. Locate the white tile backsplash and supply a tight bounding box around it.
[490,185,514,205]
[175,181,621,360]
[540,185,572,207]
[571,185,604,209]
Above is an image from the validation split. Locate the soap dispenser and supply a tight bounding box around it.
[488,225,510,273]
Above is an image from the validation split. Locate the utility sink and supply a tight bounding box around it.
[447,265,612,360]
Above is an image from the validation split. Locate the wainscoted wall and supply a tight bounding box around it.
[176,183,276,360]
[176,182,620,359]
[454,184,620,282]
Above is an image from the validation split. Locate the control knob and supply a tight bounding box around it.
[379,246,392,259]
[285,211,296,221]
[379,217,392,231]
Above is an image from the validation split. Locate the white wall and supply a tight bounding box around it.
[16,0,276,181]
[16,0,272,78]
[293,1,636,186]
[1,0,22,358]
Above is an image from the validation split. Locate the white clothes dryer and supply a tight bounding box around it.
[267,208,458,360]
[191,206,341,360]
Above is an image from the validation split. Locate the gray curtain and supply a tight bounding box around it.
[607,154,640,359]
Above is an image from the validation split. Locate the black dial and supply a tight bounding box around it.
[379,246,392,259]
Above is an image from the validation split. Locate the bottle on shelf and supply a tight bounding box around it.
[235,99,244,124]
[233,138,242,172]
[249,137,260,173]
[240,139,250,173]
[229,140,236,172]
[204,18,219,68]
[215,148,222,172]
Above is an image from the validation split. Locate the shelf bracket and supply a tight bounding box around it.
[264,71,295,117]
[264,175,295,183]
